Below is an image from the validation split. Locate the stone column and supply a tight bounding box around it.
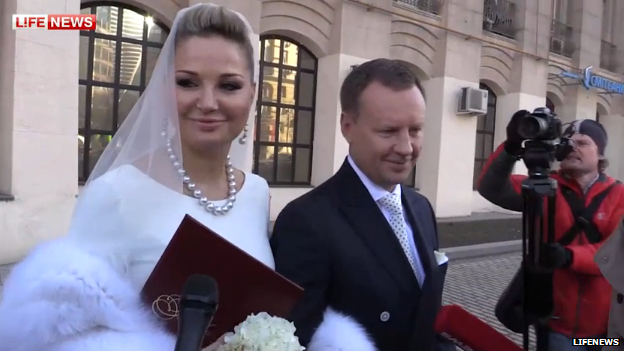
[600,114,624,180]
[415,0,484,217]
[552,0,602,125]
[568,0,601,69]
[491,0,552,177]
[310,1,392,185]
[611,0,624,72]
[557,85,598,124]
[0,0,81,264]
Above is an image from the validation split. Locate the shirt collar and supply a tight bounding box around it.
[559,171,600,194]
[347,155,401,202]
[583,173,600,194]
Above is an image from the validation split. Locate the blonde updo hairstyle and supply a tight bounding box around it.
[174,5,255,81]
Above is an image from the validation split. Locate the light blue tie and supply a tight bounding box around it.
[378,193,423,286]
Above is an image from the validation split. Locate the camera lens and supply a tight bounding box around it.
[518,116,549,139]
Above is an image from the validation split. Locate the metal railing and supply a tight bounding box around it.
[393,0,443,15]
[482,0,517,39]
[600,40,618,72]
[550,20,575,57]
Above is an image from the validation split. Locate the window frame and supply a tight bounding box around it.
[253,35,317,186]
[552,0,568,23]
[546,97,556,113]
[601,0,615,42]
[473,83,497,190]
[78,2,169,183]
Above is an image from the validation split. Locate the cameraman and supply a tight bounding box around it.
[477,110,624,350]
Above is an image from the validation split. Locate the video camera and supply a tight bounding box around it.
[496,107,576,351]
[515,107,575,176]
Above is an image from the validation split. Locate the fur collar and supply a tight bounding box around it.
[0,238,375,351]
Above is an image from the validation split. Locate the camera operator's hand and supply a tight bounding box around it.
[504,110,530,156]
[540,243,573,269]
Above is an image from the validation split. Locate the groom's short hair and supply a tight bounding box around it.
[340,58,425,118]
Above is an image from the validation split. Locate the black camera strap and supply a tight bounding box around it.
[558,181,621,246]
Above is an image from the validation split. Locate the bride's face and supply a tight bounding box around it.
[174,35,255,152]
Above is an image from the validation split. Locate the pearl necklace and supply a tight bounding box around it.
[161,127,237,215]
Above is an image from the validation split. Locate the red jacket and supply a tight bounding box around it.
[478,143,624,337]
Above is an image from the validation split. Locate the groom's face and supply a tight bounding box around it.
[341,81,425,191]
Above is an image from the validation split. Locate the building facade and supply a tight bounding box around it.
[0,0,623,264]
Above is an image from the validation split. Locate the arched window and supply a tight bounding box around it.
[473,83,497,189]
[78,4,168,182]
[546,97,556,113]
[596,111,601,124]
[254,36,317,185]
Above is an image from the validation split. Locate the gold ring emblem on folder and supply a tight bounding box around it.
[152,294,180,320]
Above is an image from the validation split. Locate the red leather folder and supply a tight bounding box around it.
[141,214,304,347]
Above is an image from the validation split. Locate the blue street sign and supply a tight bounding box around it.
[559,66,624,94]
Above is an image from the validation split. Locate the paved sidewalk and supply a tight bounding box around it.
[0,252,534,349]
[442,252,536,349]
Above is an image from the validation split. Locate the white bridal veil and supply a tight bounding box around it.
[70,3,259,227]
[65,4,260,253]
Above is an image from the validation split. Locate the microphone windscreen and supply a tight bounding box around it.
[181,274,219,305]
[435,304,523,351]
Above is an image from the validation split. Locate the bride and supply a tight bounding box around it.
[0,4,376,351]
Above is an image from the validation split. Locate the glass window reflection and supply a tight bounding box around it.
[89,134,112,173]
[263,39,281,64]
[145,46,162,85]
[281,69,296,105]
[95,6,116,35]
[148,23,167,44]
[79,36,89,80]
[254,36,317,185]
[121,8,144,40]
[79,85,87,128]
[279,108,295,144]
[90,87,114,130]
[118,90,140,127]
[92,38,116,83]
[120,42,142,86]
[79,4,168,182]
[259,106,277,142]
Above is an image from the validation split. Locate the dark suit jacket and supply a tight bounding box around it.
[270,160,451,351]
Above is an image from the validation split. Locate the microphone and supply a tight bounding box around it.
[435,305,523,351]
[174,274,219,351]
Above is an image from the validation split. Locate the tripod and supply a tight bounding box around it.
[520,164,558,351]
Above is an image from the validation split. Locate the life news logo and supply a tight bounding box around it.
[12,14,96,30]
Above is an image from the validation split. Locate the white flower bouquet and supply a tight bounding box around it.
[216,312,305,351]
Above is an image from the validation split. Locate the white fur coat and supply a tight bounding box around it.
[0,238,376,351]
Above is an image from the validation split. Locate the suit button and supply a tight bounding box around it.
[380,311,390,322]
[617,293,623,304]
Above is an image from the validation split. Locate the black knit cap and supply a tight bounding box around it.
[563,119,608,155]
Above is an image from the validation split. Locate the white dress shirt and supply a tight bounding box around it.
[348,156,426,285]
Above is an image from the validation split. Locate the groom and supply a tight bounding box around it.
[271,59,453,351]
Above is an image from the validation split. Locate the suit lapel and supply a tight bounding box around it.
[336,160,419,293]
[402,187,442,351]
[402,188,436,282]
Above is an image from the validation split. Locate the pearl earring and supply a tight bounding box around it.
[238,124,249,144]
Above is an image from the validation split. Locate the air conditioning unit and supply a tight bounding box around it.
[457,87,488,115]
[550,37,563,54]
